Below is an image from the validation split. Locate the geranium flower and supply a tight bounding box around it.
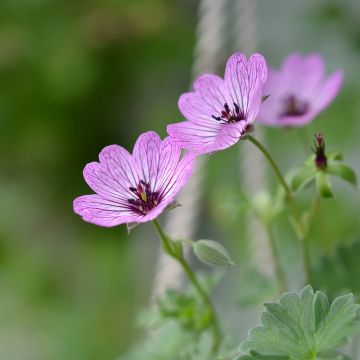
[73,131,195,227]
[257,53,343,127]
[167,53,267,154]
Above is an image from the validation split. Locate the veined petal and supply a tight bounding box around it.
[224,53,267,120]
[211,121,246,151]
[167,120,245,154]
[179,74,230,124]
[167,120,221,153]
[158,151,195,201]
[97,144,139,192]
[83,162,128,202]
[73,194,140,227]
[83,145,140,203]
[133,131,184,192]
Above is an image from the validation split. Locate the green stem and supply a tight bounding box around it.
[245,134,311,285]
[152,219,221,353]
[265,225,287,294]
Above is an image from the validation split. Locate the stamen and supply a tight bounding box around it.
[211,102,245,124]
[234,102,240,114]
[127,180,161,215]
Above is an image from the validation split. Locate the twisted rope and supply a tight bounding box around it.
[233,0,273,277]
[151,0,227,300]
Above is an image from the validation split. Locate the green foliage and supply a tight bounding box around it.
[193,240,235,267]
[118,321,210,360]
[245,189,285,225]
[157,289,212,332]
[238,286,360,360]
[313,239,360,301]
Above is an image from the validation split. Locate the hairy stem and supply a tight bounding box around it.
[245,134,311,285]
[152,219,221,353]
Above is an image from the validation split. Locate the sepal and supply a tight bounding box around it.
[327,161,357,187]
[291,165,317,192]
[316,171,333,198]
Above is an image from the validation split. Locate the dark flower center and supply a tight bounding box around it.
[212,102,245,124]
[280,95,309,117]
[128,180,161,215]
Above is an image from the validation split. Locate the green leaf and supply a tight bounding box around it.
[193,240,235,267]
[238,350,289,359]
[327,161,357,186]
[238,285,360,360]
[291,166,317,192]
[316,171,333,198]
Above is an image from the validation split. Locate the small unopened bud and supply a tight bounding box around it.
[193,240,234,267]
[313,133,327,170]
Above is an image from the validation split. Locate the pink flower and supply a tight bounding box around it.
[167,53,267,154]
[73,131,195,227]
[257,53,343,127]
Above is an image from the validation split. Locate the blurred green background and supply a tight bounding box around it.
[0,0,359,359]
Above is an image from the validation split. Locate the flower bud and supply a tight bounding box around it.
[314,133,327,170]
[193,240,234,267]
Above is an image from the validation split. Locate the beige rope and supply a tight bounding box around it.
[151,0,227,301]
[233,0,273,277]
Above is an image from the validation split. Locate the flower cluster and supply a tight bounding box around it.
[73,52,342,226]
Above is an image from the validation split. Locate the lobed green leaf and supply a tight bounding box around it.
[238,285,360,360]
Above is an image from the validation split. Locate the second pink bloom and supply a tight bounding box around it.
[167,53,268,154]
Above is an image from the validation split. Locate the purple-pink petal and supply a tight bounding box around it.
[73,194,140,227]
[167,120,222,153]
[313,70,343,112]
[257,53,343,127]
[178,74,230,125]
[224,53,267,118]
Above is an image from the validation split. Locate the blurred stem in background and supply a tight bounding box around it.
[244,134,312,285]
[265,224,287,294]
[152,219,222,353]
